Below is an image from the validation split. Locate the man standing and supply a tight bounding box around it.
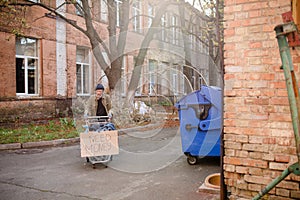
[85,83,112,119]
[84,84,114,163]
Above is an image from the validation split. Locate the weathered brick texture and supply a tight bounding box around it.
[0,32,16,98]
[0,3,95,125]
[0,98,73,127]
[224,0,300,199]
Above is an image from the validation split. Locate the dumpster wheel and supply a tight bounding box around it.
[187,155,198,165]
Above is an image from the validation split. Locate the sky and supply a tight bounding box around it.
[185,0,201,10]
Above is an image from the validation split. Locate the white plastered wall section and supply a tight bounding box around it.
[56,0,67,96]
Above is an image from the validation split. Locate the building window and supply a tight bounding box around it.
[171,64,181,95]
[132,0,142,33]
[133,57,142,96]
[199,22,203,53]
[172,74,178,95]
[75,0,83,16]
[148,3,154,28]
[135,77,142,96]
[76,47,90,95]
[101,0,108,22]
[161,14,167,42]
[148,60,157,95]
[16,37,39,95]
[121,56,126,96]
[171,15,179,45]
[115,0,122,27]
[190,25,197,51]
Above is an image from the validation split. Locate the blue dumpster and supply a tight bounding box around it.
[176,85,222,165]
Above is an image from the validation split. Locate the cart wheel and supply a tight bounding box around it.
[92,164,96,169]
[187,156,198,165]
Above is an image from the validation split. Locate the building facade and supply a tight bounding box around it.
[0,0,215,126]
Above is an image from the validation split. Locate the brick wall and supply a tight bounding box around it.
[0,98,72,127]
[0,4,78,125]
[223,0,300,199]
[0,32,16,98]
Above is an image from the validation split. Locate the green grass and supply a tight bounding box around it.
[0,118,81,144]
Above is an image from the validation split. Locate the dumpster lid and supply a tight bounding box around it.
[176,85,221,108]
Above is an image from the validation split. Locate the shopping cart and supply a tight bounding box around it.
[81,116,117,169]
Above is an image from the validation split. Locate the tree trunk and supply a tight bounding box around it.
[179,4,193,93]
[126,1,172,105]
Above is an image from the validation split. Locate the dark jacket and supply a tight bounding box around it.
[85,93,112,116]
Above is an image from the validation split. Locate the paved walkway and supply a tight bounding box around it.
[0,127,220,200]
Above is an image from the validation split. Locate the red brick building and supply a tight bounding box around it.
[223,0,300,199]
[0,0,214,126]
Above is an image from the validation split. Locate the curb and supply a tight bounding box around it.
[0,137,80,151]
[0,123,179,151]
[0,125,150,151]
[0,143,22,150]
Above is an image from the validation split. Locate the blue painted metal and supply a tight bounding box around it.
[176,85,222,157]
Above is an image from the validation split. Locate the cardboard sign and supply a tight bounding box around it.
[80,131,119,157]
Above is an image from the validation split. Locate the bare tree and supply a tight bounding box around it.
[0,0,28,35]
[2,1,175,89]
[194,0,224,85]
[2,0,222,98]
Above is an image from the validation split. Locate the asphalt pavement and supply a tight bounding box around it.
[0,127,220,200]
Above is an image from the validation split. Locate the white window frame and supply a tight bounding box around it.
[148,60,157,95]
[181,65,186,95]
[76,62,90,96]
[190,25,197,51]
[171,15,179,45]
[161,14,167,42]
[133,57,142,96]
[172,73,178,95]
[189,27,193,50]
[199,26,203,53]
[148,3,154,28]
[132,0,142,33]
[101,0,108,22]
[75,0,83,16]
[135,78,142,96]
[115,0,122,27]
[16,37,39,96]
[76,47,91,96]
[121,56,126,96]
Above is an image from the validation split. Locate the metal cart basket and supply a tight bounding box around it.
[81,116,118,168]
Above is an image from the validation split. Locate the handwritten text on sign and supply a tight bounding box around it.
[80,131,119,157]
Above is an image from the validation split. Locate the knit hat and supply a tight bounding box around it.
[95,84,104,90]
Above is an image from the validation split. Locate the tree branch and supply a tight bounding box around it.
[8,1,88,35]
